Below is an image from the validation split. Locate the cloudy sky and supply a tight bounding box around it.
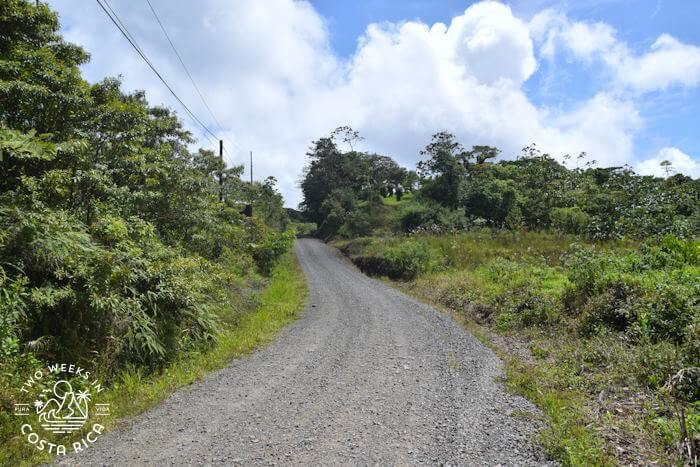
[48,0,700,206]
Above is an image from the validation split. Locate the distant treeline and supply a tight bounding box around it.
[300,128,699,240]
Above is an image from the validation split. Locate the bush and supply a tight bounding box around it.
[351,240,442,279]
[400,204,467,233]
[0,205,295,376]
[400,205,438,233]
[633,341,685,389]
[578,280,640,334]
[492,283,559,330]
[638,235,700,269]
[291,222,317,236]
[551,207,591,235]
[247,222,295,275]
[684,318,700,366]
[0,264,41,400]
[337,210,371,238]
[384,241,442,279]
[564,240,700,366]
[563,244,637,312]
[637,282,699,345]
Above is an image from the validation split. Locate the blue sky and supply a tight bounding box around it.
[312,0,700,60]
[49,0,700,205]
[312,0,700,163]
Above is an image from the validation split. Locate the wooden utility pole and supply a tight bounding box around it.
[250,151,253,183]
[219,140,224,202]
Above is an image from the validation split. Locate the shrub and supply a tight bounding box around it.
[564,241,700,369]
[0,264,41,399]
[352,255,402,279]
[551,207,591,235]
[351,240,442,279]
[684,318,700,367]
[247,223,295,276]
[639,235,700,269]
[578,280,640,334]
[563,244,640,316]
[399,204,467,233]
[492,283,559,330]
[336,237,373,257]
[400,205,438,233]
[0,207,288,374]
[291,222,317,236]
[634,341,684,389]
[337,210,371,238]
[636,282,699,345]
[383,241,442,279]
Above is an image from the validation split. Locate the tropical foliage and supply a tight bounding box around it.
[301,129,699,240]
[0,0,293,405]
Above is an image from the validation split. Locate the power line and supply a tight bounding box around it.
[144,1,224,135]
[95,0,220,146]
[144,0,240,157]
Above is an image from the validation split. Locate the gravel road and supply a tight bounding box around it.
[60,238,552,466]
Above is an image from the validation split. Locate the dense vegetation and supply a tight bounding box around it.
[303,129,699,241]
[0,1,294,457]
[300,126,417,239]
[301,129,699,464]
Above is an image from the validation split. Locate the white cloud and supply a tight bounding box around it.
[531,9,700,92]
[540,93,642,167]
[445,1,537,85]
[47,0,694,206]
[340,10,639,170]
[636,147,700,178]
[615,34,700,92]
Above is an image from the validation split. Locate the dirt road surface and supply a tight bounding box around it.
[60,238,552,465]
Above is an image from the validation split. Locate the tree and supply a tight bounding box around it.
[510,145,570,228]
[417,132,467,209]
[300,129,411,228]
[660,159,673,178]
[467,145,500,165]
[300,137,347,223]
[0,0,92,138]
[331,125,364,151]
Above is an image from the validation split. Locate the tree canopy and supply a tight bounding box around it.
[300,129,699,239]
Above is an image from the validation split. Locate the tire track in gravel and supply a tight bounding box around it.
[58,238,554,466]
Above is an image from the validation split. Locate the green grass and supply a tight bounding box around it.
[504,356,614,466]
[389,271,611,465]
[336,232,694,465]
[0,249,307,466]
[381,192,415,206]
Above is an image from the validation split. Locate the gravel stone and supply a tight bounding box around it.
[57,239,555,466]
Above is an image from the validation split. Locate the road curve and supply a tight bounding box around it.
[60,238,551,466]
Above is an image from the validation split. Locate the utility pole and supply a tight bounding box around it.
[241,150,254,218]
[219,140,224,202]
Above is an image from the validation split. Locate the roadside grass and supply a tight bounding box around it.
[1,249,307,466]
[503,354,614,466]
[391,279,613,466]
[335,232,697,466]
